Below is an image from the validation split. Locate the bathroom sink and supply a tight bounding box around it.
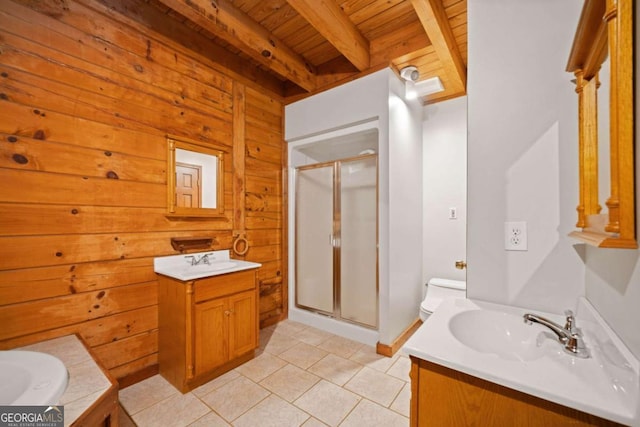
[404,298,639,426]
[0,351,68,405]
[189,261,237,272]
[154,250,261,280]
[448,309,548,361]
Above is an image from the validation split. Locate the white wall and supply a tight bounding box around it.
[285,69,423,346]
[422,97,467,288]
[387,73,424,343]
[584,4,640,360]
[466,0,585,313]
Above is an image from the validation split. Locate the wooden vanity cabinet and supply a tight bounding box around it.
[409,357,624,427]
[158,269,258,392]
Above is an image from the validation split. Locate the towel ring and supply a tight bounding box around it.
[233,235,249,256]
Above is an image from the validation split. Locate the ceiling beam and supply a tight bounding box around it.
[410,0,466,92]
[285,0,370,71]
[156,0,317,91]
[95,0,284,97]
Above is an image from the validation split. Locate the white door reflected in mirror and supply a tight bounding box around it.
[166,135,225,218]
[176,148,217,209]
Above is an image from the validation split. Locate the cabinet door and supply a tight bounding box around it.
[194,298,227,376]
[228,290,257,358]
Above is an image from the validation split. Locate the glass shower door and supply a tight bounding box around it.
[339,157,377,328]
[295,155,378,329]
[295,165,334,314]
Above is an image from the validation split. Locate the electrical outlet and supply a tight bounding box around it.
[505,221,527,251]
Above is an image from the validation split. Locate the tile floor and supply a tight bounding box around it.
[119,320,411,426]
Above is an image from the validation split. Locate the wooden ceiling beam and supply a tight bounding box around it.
[410,0,466,93]
[95,0,284,97]
[285,0,370,71]
[156,0,317,91]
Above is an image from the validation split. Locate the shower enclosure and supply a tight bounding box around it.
[295,154,378,329]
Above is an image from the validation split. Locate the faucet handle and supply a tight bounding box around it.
[563,310,575,333]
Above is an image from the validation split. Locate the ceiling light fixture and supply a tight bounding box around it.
[400,65,420,82]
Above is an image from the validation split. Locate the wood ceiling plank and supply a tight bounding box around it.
[156,0,317,91]
[362,8,419,40]
[410,0,466,93]
[370,22,431,66]
[347,0,405,26]
[285,0,370,70]
[246,0,289,23]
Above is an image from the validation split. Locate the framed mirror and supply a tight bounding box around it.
[566,0,636,248]
[166,135,226,218]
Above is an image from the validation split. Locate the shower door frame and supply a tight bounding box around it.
[294,153,379,330]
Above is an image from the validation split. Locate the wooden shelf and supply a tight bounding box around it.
[170,237,214,252]
[569,214,638,248]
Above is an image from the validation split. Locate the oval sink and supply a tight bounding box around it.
[0,351,68,405]
[190,261,237,271]
[448,310,547,361]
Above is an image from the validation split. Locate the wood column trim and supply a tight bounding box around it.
[232,83,246,250]
[376,318,422,357]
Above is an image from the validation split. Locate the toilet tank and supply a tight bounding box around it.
[422,278,466,314]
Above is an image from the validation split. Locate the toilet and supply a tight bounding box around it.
[420,278,466,321]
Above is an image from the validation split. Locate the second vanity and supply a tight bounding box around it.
[403,298,639,426]
[154,250,261,392]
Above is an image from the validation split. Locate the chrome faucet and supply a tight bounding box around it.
[523,310,589,358]
[185,254,211,266]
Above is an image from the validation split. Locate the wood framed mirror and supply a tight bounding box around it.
[566,0,636,248]
[166,135,226,218]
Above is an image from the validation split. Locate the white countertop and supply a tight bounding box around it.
[154,250,261,281]
[402,297,639,426]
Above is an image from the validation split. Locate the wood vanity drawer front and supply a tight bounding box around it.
[194,270,255,303]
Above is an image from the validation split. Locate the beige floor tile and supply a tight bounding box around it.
[119,375,178,415]
[340,398,409,427]
[121,324,417,427]
[278,342,328,369]
[191,370,240,398]
[386,356,411,382]
[234,351,287,382]
[187,411,230,426]
[317,335,364,359]
[302,418,329,427]
[233,394,310,427]
[260,363,320,402]
[307,353,362,386]
[349,347,398,372]
[270,319,309,337]
[294,380,360,427]
[390,382,411,417]
[295,326,334,346]
[261,331,302,355]
[344,366,405,407]
[132,392,210,427]
[259,325,276,347]
[200,376,270,422]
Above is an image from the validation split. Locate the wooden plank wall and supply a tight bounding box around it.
[0,0,286,383]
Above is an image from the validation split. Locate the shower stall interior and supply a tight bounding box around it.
[293,130,378,330]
